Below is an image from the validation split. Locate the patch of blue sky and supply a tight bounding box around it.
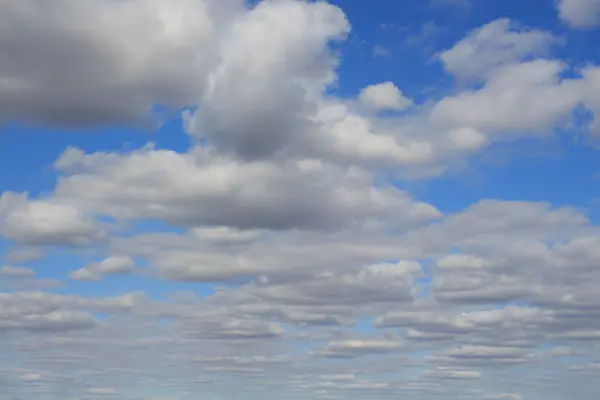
[354,316,378,334]
[0,110,191,193]
[113,218,189,238]
[0,236,11,258]
[406,138,600,221]
[5,245,213,300]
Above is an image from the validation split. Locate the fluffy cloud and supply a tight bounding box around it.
[2,1,600,399]
[52,146,440,232]
[432,60,582,138]
[358,82,413,112]
[556,0,600,28]
[0,292,98,332]
[0,0,242,128]
[433,18,600,148]
[439,19,557,82]
[0,192,105,246]
[186,0,349,160]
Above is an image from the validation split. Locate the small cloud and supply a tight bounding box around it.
[88,388,117,394]
[20,373,44,382]
[70,267,101,281]
[484,394,523,400]
[70,256,136,281]
[2,247,44,263]
[358,82,413,112]
[0,265,35,277]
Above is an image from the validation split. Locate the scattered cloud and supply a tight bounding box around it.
[1,0,600,399]
[556,0,600,29]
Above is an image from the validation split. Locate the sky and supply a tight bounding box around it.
[1,0,600,399]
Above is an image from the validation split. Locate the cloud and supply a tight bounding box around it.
[70,255,136,281]
[556,0,600,29]
[424,367,481,380]
[0,266,62,291]
[186,0,349,160]
[439,19,557,82]
[0,266,35,277]
[433,59,582,139]
[358,82,413,112]
[240,261,422,306]
[52,146,440,232]
[310,340,404,359]
[484,394,523,400]
[0,0,242,128]
[2,2,600,399]
[0,192,105,247]
[88,387,117,395]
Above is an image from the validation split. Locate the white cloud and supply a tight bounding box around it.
[0,192,105,246]
[0,265,35,277]
[557,0,600,28]
[2,3,600,399]
[439,19,556,82]
[70,255,136,281]
[579,66,600,134]
[448,127,488,151]
[358,82,413,112]
[424,367,481,380]
[432,59,582,137]
[69,267,101,282]
[0,0,241,127]
[310,340,404,358]
[484,394,523,400]
[88,387,117,395]
[52,146,440,232]
[185,0,349,160]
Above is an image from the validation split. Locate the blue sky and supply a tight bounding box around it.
[2,0,600,399]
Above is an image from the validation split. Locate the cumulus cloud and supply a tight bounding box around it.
[0,192,105,246]
[186,0,349,160]
[432,60,582,137]
[2,1,600,399]
[52,146,440,232]
[0,0,242,128]
[439,19,557,82]
[556,0,600,28]
[358,82,413,112]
